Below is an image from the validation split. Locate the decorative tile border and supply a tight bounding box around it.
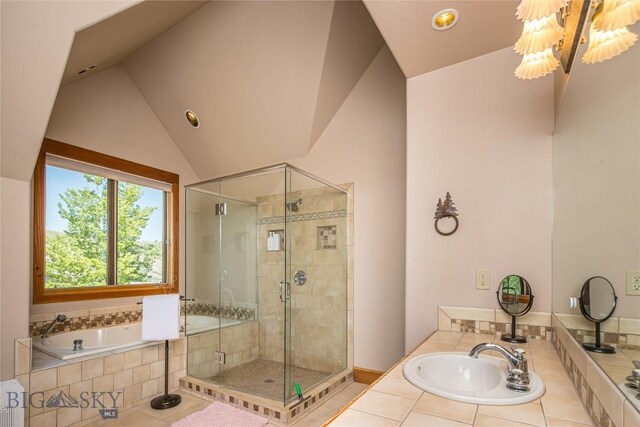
[186,302,256,321]
[30,301,257,337]
[180,370,353,425]
[29,308,142,337]
[438,306,552,340]
[449,318,551,340]
[555,314,640,350]
[258,209,347,225]
[553,328,615,427]
[563,327,640,352]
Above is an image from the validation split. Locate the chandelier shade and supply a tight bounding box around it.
[593,0,640,31]
[516,0,569,21]
[515,48,560,79]
[515,14,565,54]
[582,24,638,64]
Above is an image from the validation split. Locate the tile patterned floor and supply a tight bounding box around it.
[209,359,331,401]
[85,381,366,426]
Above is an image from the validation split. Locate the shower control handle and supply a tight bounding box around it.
[279,281,290,302]
[294,270,307,286]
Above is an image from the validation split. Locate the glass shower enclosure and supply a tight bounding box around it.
[185,164,348,404]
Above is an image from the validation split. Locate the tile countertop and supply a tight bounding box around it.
[329,331,595,427]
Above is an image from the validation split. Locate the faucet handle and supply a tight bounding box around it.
[512,347,526,358]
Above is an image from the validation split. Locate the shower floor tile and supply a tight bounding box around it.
[209,358,331,401]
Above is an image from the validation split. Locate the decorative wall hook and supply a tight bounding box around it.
[434,192,459,236]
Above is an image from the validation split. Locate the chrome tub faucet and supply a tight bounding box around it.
[469,342,530,392]
[40,314,67,339]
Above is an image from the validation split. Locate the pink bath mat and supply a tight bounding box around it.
[171,401,269,427]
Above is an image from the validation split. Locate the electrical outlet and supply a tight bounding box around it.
[216,351,226,364]
[626,271,640,296]
[476,269,490,290]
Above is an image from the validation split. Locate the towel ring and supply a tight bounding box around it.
[434,214,459,236]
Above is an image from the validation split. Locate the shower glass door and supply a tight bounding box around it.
[186,164,347,406]
[284,166,348,404]
[185,180,223,380]
[215,171,275,399]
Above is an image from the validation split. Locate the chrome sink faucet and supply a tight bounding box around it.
[40,314,67,339]
[469,342,530,392]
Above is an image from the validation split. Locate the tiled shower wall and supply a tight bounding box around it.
[257,186,349,373]
[187,321,259,379]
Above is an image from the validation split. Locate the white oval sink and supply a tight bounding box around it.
[403,352,545,405]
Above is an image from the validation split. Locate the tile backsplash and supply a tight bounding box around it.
[185,301,257,321]
[555,313,640,351]
[30,301,258,337]
[438,306,552,340]
[29,305,142,337]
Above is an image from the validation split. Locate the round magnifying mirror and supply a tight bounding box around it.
[496,275,534,343]
[578,276,617,354]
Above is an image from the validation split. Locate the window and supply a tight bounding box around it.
[33,139,179,303]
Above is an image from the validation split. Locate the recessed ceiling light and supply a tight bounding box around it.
[76,64,97,75]
[185,110,200,128]
[432,9,459,31]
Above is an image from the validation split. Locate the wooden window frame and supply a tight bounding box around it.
[33,139,179,303]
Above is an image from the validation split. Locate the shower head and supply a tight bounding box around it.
[286,198,303,212]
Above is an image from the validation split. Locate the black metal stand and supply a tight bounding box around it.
[500,315,527,343]
[582,322,615,354]
[150,340,181,410]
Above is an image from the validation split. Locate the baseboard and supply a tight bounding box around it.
[353,366,384,385]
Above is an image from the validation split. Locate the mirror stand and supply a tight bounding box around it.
[496,275,534,344]
[582,321,615,354]
[500,315,527,343]
[578,276,617,354]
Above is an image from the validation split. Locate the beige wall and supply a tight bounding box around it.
[1,0,405,374]
[0,0,138,182]
[0,178,31,380]
[0,0,139,381]
[292,46,406,371]
[41,64,200,317]
[552,25,640,319]
[405,47,554,352]
[0,64,199,380]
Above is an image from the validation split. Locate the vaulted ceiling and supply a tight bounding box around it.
[1,1,525,182]
[364,0,521,78]
[60,0,384,179]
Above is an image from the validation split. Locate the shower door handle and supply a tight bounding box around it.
[279,281,290,302]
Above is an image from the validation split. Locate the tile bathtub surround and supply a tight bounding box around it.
[438,306,553,340]
[552,315,640,427]
[29,301,258,338]
[185,301,257,321]
[16,337,188,426]
[29,305,143,337]
[329,330,595,426]
[555,313,640,351]
[179,369,353,425]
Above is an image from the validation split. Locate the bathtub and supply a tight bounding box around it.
[32,316,243,360]
[185,315,242,335]
[32,322,152,361]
